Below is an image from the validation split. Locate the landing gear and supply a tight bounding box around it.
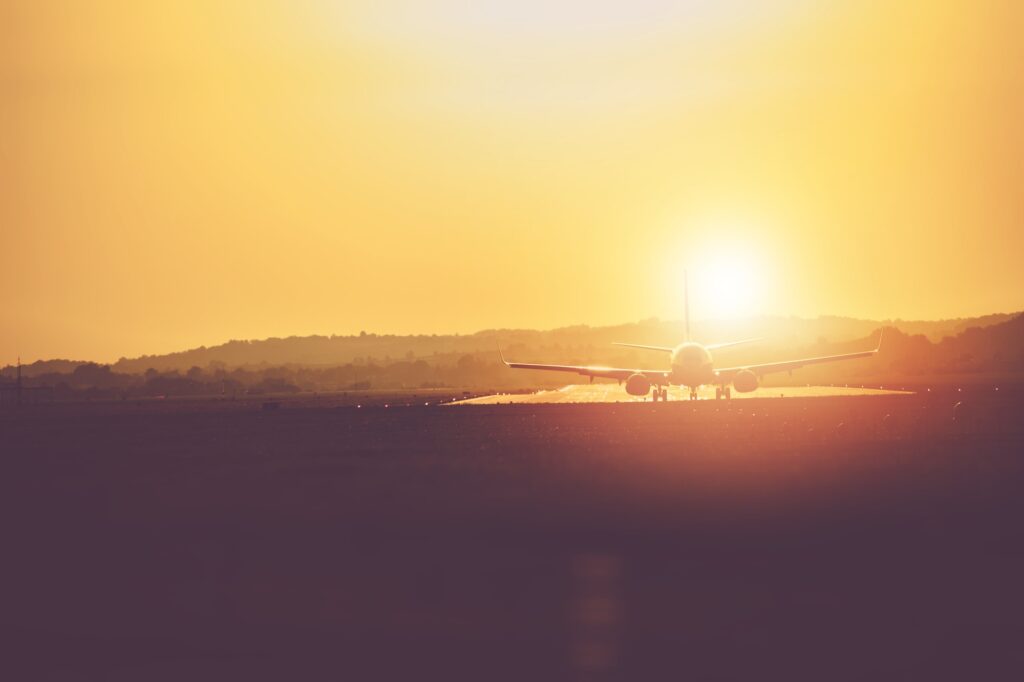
[651,387,669,402]
[715,386,732,400]
[688,387,698,401]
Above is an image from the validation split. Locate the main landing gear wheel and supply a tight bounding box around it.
[715,386,732,400]
[689,388,698,401]
[651,387,668,402]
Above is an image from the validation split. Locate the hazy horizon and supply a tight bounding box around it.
[6,308,1019,367]
[8,305,1024,367]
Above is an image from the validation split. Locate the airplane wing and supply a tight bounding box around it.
[611,343,674,353]
[714,331,883,379]
[499,349,669,384]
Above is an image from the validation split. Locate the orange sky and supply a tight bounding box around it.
[2,1,1022,364]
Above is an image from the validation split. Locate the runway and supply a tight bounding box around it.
[450,383,913,405]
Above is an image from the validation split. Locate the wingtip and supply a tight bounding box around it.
[497,343,508,365]
[875,327,885,352]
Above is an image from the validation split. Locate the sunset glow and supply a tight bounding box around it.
[690,257,763,321]
[2,1,1022,363]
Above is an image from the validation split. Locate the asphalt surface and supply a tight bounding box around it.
[451,383,912,404]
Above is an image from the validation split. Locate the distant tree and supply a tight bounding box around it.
[72,363,116,388]
[187,366,203,380]
[249,377,300,395]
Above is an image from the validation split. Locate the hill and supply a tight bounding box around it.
[33,312,1018,375]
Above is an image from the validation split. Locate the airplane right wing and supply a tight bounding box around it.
[714,330,884,379]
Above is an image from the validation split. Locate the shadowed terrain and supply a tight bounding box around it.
[2,388,1023,680]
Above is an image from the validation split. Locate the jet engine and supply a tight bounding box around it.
[732,369,759,393]
[625,373,652,396]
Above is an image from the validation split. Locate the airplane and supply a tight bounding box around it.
[499,273,883,401]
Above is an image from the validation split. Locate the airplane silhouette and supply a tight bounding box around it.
[501,272,882,401]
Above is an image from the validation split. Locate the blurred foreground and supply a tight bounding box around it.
[2,387,1023,680]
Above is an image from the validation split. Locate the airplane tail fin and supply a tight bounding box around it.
[684,269,690,343]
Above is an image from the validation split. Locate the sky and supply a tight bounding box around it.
[2,1,1022,364]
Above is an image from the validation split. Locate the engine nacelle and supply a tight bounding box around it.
[624,373,651,396]
[732,369,759,393]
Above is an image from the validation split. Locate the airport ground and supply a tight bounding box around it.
[451,382,911,404]
[1,383,1023,680]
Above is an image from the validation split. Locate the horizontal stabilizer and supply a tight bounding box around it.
[705,338,762,351]
[612,343,674,353]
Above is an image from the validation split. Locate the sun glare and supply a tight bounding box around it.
[688,254,763,320]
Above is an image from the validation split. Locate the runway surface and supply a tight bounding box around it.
[450,383,913,405]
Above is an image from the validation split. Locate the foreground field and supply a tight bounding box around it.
[2,387,1022,680]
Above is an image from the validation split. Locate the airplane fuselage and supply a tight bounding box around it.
[669,342,715,389]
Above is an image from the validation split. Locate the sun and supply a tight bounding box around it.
[688,254,762,320]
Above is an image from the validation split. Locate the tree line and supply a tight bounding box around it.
[3,314,1022,400]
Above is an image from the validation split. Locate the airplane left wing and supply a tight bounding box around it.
[499,349,669,384]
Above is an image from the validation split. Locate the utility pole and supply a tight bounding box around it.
[16,356,23,407]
